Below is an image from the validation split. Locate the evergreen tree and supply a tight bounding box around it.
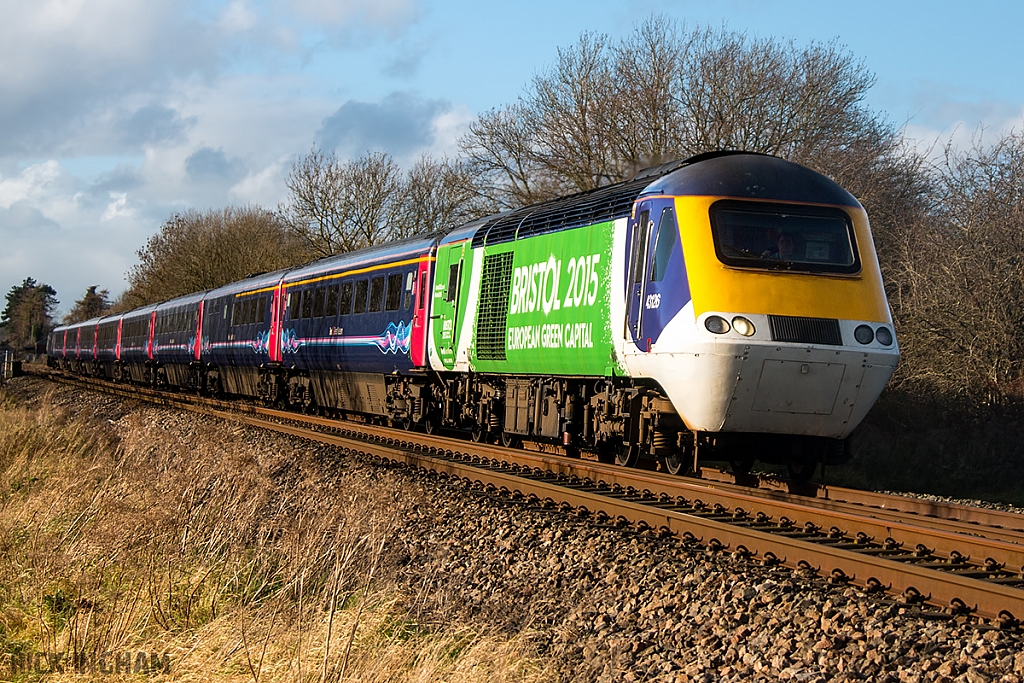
[64,285,111,324]
[1,277,58,353]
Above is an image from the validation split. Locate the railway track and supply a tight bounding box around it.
[32,368,1024,627]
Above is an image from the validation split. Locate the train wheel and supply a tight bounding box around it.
[393,417,412,431]
[500,431,520,449]
[423,415,438,435]
[471,425,487,443]
[614,443,639,468]
[786,458,817,482]
[660,451,688,476]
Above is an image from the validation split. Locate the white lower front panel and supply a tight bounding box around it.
[630,342,897,439]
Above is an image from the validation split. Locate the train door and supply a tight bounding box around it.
[625,201,654,351]
[432,241,466,368]
[638,205,683,348]
[194,302,204,361]
[268,285,283,363]
[410,257,432,367]
[148,310,157,361]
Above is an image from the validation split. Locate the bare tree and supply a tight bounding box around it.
[283,149,403,256]
[400,155,486,234]
[460,103,548,209]
[458,16,906,207]
[283,147,351,257]
[283,149,488,255]
[119,206,310,309]
[893,129,1024,404]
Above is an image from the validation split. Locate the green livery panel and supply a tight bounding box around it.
[430,220,623,377]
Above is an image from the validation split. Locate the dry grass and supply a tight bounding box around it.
[0,382,553,682]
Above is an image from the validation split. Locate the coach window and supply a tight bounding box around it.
[326,285,339,317]
[369,276,385,313]
[354,279,368,314]
[418,272,428,310]
[289,291,300,320]
[301,288,314,319]
[231,302,241,327]
[385,273,402,311]
[313,286,326,317]
[249,299,259,325]
[257,297,267,324]
[403,272,414,310]
[340,282,354,315]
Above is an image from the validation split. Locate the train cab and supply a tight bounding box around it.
[619,153,899,470]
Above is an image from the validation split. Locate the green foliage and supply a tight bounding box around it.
[63,285,112,324]
[1,277,58,354]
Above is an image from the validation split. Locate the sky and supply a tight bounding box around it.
[1,0,1022,318]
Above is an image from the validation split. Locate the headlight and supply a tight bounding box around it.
[854,325,874,345]
[731,316,755,336]
[875,326,893,346]
[705,315,730,334]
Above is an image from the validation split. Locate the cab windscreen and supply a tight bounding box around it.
[709,200,860,275]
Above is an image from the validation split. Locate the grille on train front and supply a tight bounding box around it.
[767,315,843,346]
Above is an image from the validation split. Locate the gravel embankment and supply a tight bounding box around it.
[11,377,1024,683]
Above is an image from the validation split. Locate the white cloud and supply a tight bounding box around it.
[229,157,291,205]
[0,0,433,310]
[289,0,417,30]
[100,192,132,221]
[0,0,219,158]
[426,104,475,159]
[218,0,258,34]
[0,160,138,312]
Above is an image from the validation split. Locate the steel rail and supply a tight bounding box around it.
[698,468,1024,533]
[38,369,1024,540]
[197,407,1024,623]
[33,369,1024,624]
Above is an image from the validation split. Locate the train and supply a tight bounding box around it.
[47,152,899,480]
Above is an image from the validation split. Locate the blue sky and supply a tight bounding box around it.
[1,0,1021,316]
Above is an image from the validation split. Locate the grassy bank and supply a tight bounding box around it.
[0,380,551,682]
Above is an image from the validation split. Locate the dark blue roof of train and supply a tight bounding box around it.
[466,152,859,248]
[282,232,440,285]
[120,303,160,321]
[203,268,290,299]
[156,290,208,309]
[640,152,860,207]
